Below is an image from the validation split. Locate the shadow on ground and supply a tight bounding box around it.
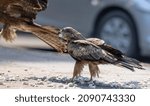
[26,76,142,89]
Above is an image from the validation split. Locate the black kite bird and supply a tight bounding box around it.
[59,27,144,81]
[0,0,66,52]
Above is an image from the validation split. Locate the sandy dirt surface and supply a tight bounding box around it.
[0,36,150,89]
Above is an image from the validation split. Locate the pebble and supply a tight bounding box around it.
[36,82,44,85]
[21,78,29,81]
[83,77,89,81]
[58,85,64,88]
[41,76,47,81]
[7,70,11,73]
[74,84,78,87]
[88,84,96,89]
[0,73,4,75]
[23,82,29,85]
[110,82,120,88]
[0,82,4,85]
[37,79,42,82]
[30,76,38,80]
[0,76,5,81]
[47,85,54,88]
[68,83,74,87]
[80,81,85,85]
[16,75,19,77]
[24,69,28,72]
[30,84,36,87]
[94,80,100,85]
[124,83,139,89]
[8,77,17,81]
[87,81,94,85]
[6,86,10,88]
[64,86,68,89]
[47,81,52,85]
[48,77,57,81]
[62,77,68,82]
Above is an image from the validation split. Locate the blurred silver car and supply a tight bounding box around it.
[37,0,150,57]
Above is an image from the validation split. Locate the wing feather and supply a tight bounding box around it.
[87,38,123,58]
[68,40,117,63]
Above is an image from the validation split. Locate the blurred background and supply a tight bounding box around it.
[1,0,150,59]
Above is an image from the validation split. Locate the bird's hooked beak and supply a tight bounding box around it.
[58,30,68,44]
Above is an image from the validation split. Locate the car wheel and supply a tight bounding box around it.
[95,10,138,57]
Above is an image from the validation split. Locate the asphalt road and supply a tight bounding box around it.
[0,34,150,89]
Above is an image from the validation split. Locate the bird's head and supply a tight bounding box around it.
[59,27,85,43]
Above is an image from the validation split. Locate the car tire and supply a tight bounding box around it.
[95,10,139,57]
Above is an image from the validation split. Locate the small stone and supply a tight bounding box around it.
[36,82,44,85]
[6,86,10,88]
[16,75,19,77]
[89,84,96,89]
[24,69,28,72]
[5,77,9,81]
[48,77,57,81]
[41,76,47,81]
[87,81,94,85]
[43,78,48,82]
[80,81,85,85]
[62,77,68,82]
[0,73,4,75]
[64,86,68,89]
[37,79,42,82]
[47,81,52,85]
[78,77,84,81]
[30,84,36,87]
[83,77,89,81]
[21,78,29,81]
[0,82,4,85]
[9,77,17,81]
[30,76,38,80]
[47,85,54,88]
[110,82,120,88]
[94,80,100,85]
[0,76,5,81]
[8,70,11,73]
[58,85,64,88]
[23,82,29,85]
[74,84,78,87]
[68,83,74,87]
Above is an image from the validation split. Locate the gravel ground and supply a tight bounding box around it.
[0,46,150,89]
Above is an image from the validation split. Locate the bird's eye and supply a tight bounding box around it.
[65,29,72,33]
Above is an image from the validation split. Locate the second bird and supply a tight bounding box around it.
[59,27,144,81]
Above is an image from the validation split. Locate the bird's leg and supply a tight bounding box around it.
[71,61,84,81]
[0,24,16,41]
[88,63,100,81]
[96,65,100,78]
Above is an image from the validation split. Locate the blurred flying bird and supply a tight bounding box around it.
[0,0,66,52]
[59,27,144,81]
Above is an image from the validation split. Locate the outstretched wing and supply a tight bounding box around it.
[0,0,48,41]
[38,0,48,10]
[0,0,48,11]
[68,40,117,63]
[24,0,48,11]
[87,38,123,58]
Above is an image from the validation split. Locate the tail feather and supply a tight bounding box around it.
[121,56,141,66]
[117,62,135,71]
[115,56,145,71]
